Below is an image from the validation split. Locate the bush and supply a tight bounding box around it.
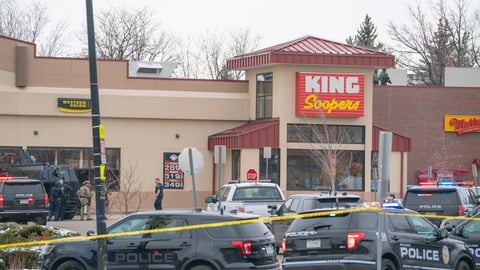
[0,223,80,269]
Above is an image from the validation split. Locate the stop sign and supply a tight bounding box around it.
[246,169,258,181]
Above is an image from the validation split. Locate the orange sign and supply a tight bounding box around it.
[444,115,480,135]
[296,72,364,116]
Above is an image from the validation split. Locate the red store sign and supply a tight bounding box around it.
[295,72,364,117]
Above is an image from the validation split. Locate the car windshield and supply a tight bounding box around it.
[232,187,282,200]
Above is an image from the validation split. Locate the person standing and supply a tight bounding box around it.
[154,178,164,210]
[58,179,73,221]
[48,181,63,221]
[77,181,93,221]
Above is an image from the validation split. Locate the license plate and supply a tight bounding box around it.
[306,239,322,248]
[20,199,29,204]
[265,245,275,256]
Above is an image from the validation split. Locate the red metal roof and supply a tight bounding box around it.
[208,118,280,150]
[227,36,395,70]
[372,124,411,152]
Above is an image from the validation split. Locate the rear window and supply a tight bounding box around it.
[204,219,272,238]
[404,189,458,205]
[3,182,44,193]
[232,187,282,200]
[314,197,362,208]
[288,211,377,232]
[288,213,351,232]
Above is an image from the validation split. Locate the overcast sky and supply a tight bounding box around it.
[43,0,433,52]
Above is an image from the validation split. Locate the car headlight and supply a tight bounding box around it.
[41,244,55,255]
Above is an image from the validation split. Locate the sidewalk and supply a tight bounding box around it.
[46,213,127,235]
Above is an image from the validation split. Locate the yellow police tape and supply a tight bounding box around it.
[2,207,480,249]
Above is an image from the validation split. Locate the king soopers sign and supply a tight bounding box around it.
[296,72,364,117]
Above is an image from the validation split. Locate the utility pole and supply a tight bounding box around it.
[85,0,108,269]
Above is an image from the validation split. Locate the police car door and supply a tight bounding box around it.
[107,215,152,269]
[142,215,193,268]
[407,215,453,269]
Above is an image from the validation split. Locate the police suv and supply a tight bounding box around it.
[445,213,480,269]
[38,209,280,270]
[281,207,474,270]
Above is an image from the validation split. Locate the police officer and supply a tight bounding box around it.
[48,181,63,221]
[58,179,73,221]
[154,178,164,210]
[77,181,93,221]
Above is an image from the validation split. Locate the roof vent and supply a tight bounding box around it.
[129,61,178,78]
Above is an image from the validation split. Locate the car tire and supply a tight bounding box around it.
[455,260,471,270]
[190,264,214,270]
[57,260,85,270]
[35,216,47,225]
[381,258,396,270]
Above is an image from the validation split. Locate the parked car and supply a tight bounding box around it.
[269,192,362,253]
[446,212,480,269]
[282,207,475,270]
[0,176,49,225]
[205,180,285,217]
[38,209,280,270]
[403,185,479,226]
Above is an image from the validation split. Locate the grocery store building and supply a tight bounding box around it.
[0,35,412,211]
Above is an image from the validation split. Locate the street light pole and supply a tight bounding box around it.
[85,0,108,269]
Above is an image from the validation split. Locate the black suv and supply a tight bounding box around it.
[445,213,480,269]
[270,192,362,252]
[8,164,80,220]
[38,209,280,270]
[0,177,49,225]
[403,185,479,226]
[282,208,475,270]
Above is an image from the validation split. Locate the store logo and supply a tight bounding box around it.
[444,115,480,135]
[296,72,364,117]
[57,98,91,113]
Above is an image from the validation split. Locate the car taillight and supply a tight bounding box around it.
[44,194,49,205]
[282,237,287,253]
[237,207,245,213]
[0,195,3,206]
[458,205,465,216]
[347,232,366,250]
[231,241,252,255]
[28,197,34,203]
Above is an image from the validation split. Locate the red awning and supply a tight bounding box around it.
[208,118,279,150]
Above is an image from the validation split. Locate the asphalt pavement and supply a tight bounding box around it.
[46,213,126,235]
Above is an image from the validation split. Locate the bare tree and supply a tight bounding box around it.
[108,161,145,215]
[186,27,261,80]
[0,0,68,56]
[91,6,179,62]
[388,0,479,86]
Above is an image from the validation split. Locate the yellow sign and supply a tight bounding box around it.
[444,115,480,135]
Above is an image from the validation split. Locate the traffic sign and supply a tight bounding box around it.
[246,169,258,181]
[179,147,204,175]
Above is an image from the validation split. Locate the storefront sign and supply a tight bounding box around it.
[295,72,364,116]
[444,115,480,135]
[163,152,184,189]
[57,98,91,113]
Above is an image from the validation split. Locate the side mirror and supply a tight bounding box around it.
[268,204,278,216]
[204,195,218,203]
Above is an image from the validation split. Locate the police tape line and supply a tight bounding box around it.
[1,207,480,250]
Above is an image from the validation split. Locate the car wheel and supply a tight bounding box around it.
[35,216,47,225]
[57,260,85,270]
[190,264,214,270]
[455,260,471,270]
[381,258,396,270]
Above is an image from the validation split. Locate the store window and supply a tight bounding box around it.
[256,73,273,119]
[231,150,240,180]
[259,148,280,184]
[287,149,364,191]
[287,124,364,144]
